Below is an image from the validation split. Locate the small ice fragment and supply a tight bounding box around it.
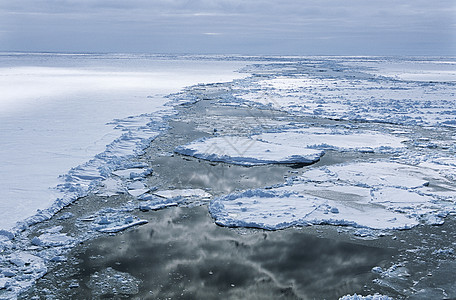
[153,189,211,199]
[127,181,146,190]
[97,220,148,233]
[0,230,14,240]
[31,237,42,246]
[139,202,178,212]
[69,281,80,288]
[50,256,67,262]
[10,258,25,267]
[98,216,110,225]
[57,212,74,220]
[3,270,15,277]
[0,278,10,289]
[422,214,444,225]
[137,193,160,201]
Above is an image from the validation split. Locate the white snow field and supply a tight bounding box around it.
[0,53,247,232]
[175,136,324,166]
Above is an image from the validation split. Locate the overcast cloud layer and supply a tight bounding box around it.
[0,0,455,55]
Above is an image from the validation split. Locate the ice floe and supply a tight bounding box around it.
[153,188,212,200]
[138,189,212,211]
[126,181,149,197]
[175,136,324,166]
[88,213,148,234]
[31,232,74,247]
[255,128,407,153]
[210,161,456,231]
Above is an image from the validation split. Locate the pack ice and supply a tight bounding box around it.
[210,161,456,231]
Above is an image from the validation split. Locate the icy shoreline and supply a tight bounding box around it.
[0,54,248,233]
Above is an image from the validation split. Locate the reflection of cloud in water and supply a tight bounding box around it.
[79,206,393,299]
[154,155,294,195]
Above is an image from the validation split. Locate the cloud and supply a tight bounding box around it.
[0,0,454,54]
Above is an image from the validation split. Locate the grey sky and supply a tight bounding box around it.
[0,0,455,55]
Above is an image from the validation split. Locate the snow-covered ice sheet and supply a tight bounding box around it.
[210,162,455,231]
[0,53,247,232]
[175,136,324,166]
[256,128,407,153]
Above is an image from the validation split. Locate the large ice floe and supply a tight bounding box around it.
[255,128,407,153]
[210,161,456,231]
[175,136,324,166]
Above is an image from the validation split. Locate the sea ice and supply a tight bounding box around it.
[96,178,127,197]
[139,201,178,211]
[153,188,212,200]
[126,181,149,197]
[136,189,212,211]
[175,136,324,166]
[210,161,454,231]
[112,167,152,179]
[339,294,393,300]
[0,278,10,289]
[31,232,74,247]
[0,252,47,297]
[236,59,456,127]
[255,128,407,153]
[88,212,148,234]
